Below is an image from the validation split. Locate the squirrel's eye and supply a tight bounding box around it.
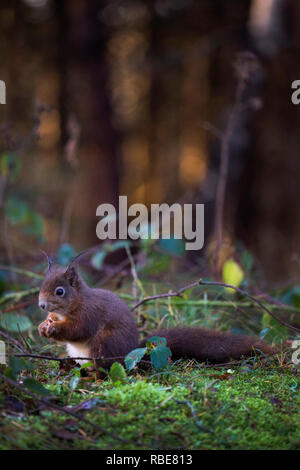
[55,286,65,297]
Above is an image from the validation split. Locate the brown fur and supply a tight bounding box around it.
[140,327,274,363]
[38,264,275,369]
[38,265,138,368]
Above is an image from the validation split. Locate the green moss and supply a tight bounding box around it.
[1,361,299,450]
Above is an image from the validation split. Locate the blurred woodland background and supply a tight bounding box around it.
[1,0,300,283]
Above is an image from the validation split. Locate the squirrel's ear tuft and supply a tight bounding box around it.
[40,250,53,272]
[64,265,80,288]
[63,249,92,288]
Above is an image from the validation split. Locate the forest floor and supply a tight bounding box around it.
[0,355,299,450]
[0,266,300,450]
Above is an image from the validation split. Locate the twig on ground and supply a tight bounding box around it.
[175,399,211,432]
[12,345,285,370]
[13,352,151,366]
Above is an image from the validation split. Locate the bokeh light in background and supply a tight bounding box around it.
[0,0,300,281]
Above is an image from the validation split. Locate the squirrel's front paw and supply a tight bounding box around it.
[38,320,50,337]
[45,323,57,338]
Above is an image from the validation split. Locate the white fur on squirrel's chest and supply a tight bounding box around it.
[66,343,90,365]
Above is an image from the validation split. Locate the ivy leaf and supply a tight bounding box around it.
[125,348,147,370]
[109,362,127,384]
[23,378,52,396]
[150,345,172,370]
[146,336,167,348]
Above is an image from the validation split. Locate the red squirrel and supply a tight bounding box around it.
[38,259,275,369]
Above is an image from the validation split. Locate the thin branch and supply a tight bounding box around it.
[12,353,117,362]
[212,54,261,277]
[60,116,81,245]
[127,295,300,314]
[214,74,245,277]
[12,347,285,370]
[17,324,32,353]
[132,279,300,332]
[199,280,300,332]
[0,329,27,353]
[132,279,222,309]
[13,353,151,366]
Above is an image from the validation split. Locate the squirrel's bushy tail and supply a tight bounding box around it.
[139,327,275,363]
